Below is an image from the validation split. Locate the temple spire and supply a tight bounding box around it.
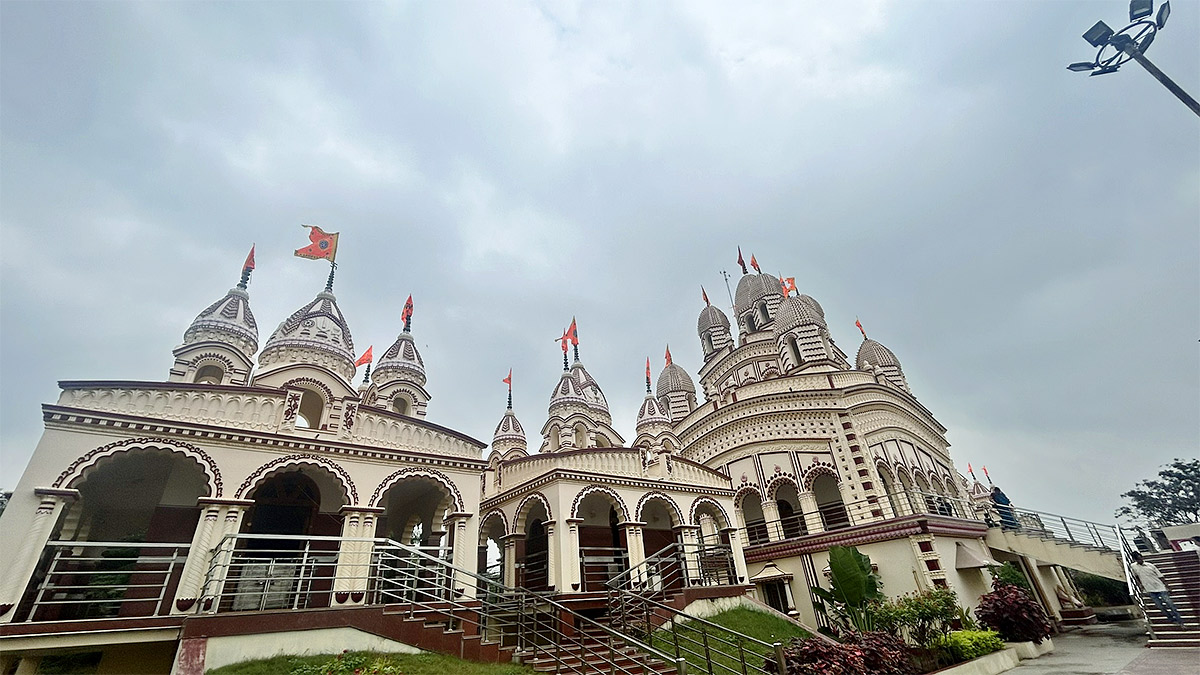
[324,261,337,292]
[237,245,255,290]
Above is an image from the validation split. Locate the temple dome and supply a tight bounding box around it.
[656,362,696,399]
[697,305,731,335]
[734,273,783,316]
[773,294,827,337]
[570,360,610,418]
[635,393,672,431]
[258,290,356,380]
[856,338,901,371]
[180,286,258,360]
[549,369,588,411]
[374,330,426,387]
[492,407,526,450]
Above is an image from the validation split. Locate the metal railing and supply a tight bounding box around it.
[608,542,739,596]
[605,585,784,675]
[579,546,630,592]
[198,534,686,675]
[20,541,188,622]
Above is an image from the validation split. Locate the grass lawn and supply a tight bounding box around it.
[207,651,534,675]
[649,607,810,675]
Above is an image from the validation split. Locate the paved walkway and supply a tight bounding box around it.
[1009,622,1199,675]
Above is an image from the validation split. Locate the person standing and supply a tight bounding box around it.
[1130,552,1186,627]
[991,486,1020,530]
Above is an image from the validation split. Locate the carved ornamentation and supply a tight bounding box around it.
[479,509,510,537]
[514,493,552,532]
[802,463,840,491]
[369,467,464,513]
[732,484,763,508]
[53,437,222,497]
[570,484,629,522]
[634,491,684,526]
[688,496,732,529]
[235,454,358,504]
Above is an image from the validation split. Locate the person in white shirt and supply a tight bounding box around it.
[1130,552,1185,627]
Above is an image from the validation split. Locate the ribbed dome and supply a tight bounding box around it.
[182,286,258,359]
[697,305,731,335]
[374,330,426,387]
[856,338,901,371]
[773,294,827,337]
[798,294,824,319]
[635,393,672,431]
[656,362,696,398]
[571,360,610,418]
[259,290,356,378]
[549,370,588,411]
[492,407,526,449]
[734,273,783,316]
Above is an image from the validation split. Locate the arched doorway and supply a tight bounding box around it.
[639,497,684,591]
[693,500,737,586]
[516,499,551,591]
[812,474,849,530]
[738,491,769,546]
[233,467,348,611]
[478,512,507,583]
[575,491,627,591]
[30,450,210,621]
[773,482,807,539]
[877,465,902,517]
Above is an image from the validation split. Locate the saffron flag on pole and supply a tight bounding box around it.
[750,254,761,273]
[737,247,747,274]
[701,286,710,306]
[401,295,414,325]
[503,369,512,389]
[567,317,579,346]
[354,346,373,368]
[856,317,866,339]
[558,328,570,353]
[665,344,672,366]
[294,225,339,261]
[645,357,651,380]
[244,245,256,271]
[779,275,796,297]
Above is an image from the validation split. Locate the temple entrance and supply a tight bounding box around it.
[233,468,348,611]
[26,450,209,621]
[576,492,628,592]
[524,519,550,591]
[639,498,683,592]
[374,476,458,605]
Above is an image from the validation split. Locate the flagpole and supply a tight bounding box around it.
[325,261,337,292]
[720,269,734,307]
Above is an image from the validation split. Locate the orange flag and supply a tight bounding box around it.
[567,317,579,346]
[665,344,673,365]
[645,357,651,380]
[750,254,760,273]
[401,295,414,325]
[354,346,373,368]
[701,286,710,306]
[243,245,256,271]
[503,368,512,388]
[294,225,339,261]
[856,317,866,339]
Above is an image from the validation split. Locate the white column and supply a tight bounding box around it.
[0,488,78,623]
[446,514,475,599]
[198,501,251,613]
[563,518,583,592]
[677,526,702,585]
[173,498,251,614]
[798,490,824,534]
[759,499,783,542]
[723,526,749,585]
[333,506,383,606]
[545,522,558,591]
[502,535,519,588]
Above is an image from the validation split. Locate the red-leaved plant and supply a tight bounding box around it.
[764,632,913,675]
[974,579,1053,644]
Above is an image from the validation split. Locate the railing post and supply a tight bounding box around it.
[675,657,688,675]
[1061,517,1074,543]
[774,641,787,674]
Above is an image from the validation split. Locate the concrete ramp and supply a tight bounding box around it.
[986,528,1124,580]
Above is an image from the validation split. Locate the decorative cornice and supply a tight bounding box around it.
[742,514,988,562]
[480,468,734,511]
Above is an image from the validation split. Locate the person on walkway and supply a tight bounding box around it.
[1129,552,1186,627]
[991,486,1020,530]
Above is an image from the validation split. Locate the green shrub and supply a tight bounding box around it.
[931,630,1006,663]
[291,651,401,675]
[992,562,1030,590]
[866,587,959,648]
[1069,571,1132,607]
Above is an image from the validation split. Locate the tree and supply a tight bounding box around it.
[1116,458,1200,526]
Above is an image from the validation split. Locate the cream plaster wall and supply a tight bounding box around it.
[198,626,421,672]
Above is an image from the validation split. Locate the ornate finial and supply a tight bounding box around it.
[503,368,513,408]
[645,357,652,393]
[563,351,569,371]
[402,295,414,332]
[324,261,337,292]
[573,344,580,362]
[238,245,256,290]
[362,363,371,384]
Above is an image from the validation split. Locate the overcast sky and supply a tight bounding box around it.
[1,1,1196,525]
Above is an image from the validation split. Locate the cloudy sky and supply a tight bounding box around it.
[1,1,1196,524]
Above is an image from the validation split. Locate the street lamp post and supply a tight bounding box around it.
[1067,0,1200,118]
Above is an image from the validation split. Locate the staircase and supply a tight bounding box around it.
[1143,550,1200,649]
[984,515,1125,581]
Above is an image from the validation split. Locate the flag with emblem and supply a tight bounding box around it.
[294,225,339,261]
[354,346,373,368]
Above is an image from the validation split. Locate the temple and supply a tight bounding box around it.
[0,251,1136,673]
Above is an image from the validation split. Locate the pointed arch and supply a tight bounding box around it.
[570,485,628,522]
[634,492,684,526]
[370,466,464,513]
[733,484,763,508]
[801,465,839,491]
[688,496,731,529]
[53,437,222,497]
[764,474,801,501]
[479,508,510,538]
[236,453,357,503]
[514,492,553,532]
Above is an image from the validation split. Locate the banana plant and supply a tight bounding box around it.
[811,545,884,633]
